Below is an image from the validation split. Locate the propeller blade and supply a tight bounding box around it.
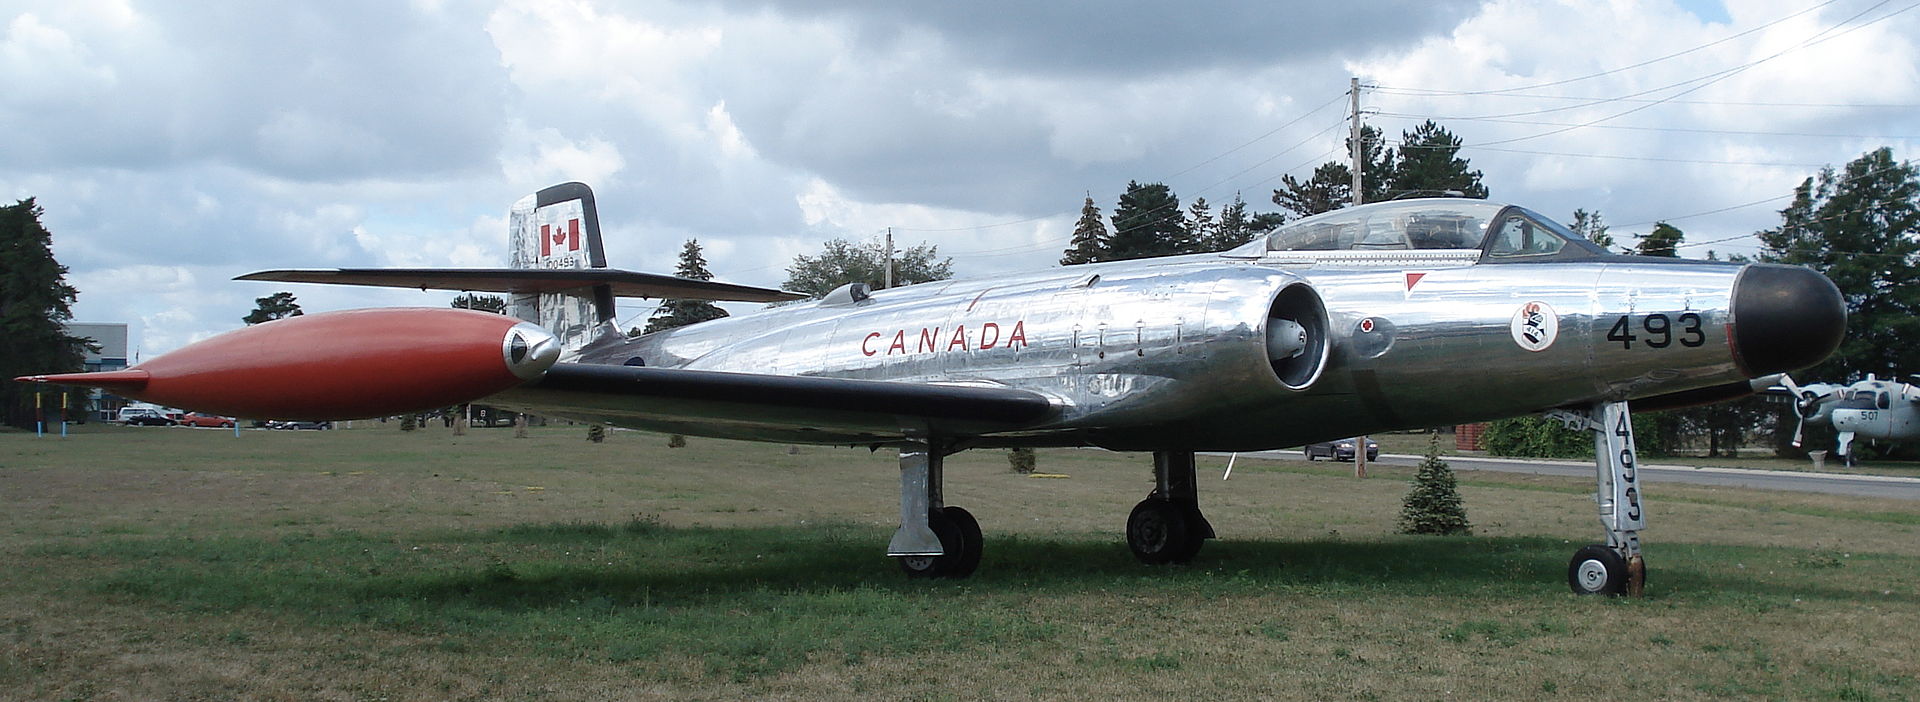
[1792,417,1806,448]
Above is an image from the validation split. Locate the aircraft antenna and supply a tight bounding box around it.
[884,227,894,290]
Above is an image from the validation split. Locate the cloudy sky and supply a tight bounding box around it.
[4,0,1916,357]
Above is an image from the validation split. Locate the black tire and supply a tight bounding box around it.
[1127,499,1199,565]
[941,505,983,579]
[897,510,964,579]
[1304,447,1316,461]
[1568,544,1628,596]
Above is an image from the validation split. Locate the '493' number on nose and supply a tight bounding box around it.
[1607,312,1705,350]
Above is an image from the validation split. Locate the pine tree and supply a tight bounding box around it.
[1274,162,1355,219]
[1635,222,1684,257]
[1211,193,1260,250]
[1060,195,1108,265]
[1388,120,1488,200]
[1569,209,1615,250]
[0,198,89,428]
[1398,434,1471,535]
[1107,181,1190,260]
[1185,197,1217,251]
[1271,125,1394,218]
[643,239,730,333]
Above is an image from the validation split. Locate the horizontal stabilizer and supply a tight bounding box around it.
[237,268,807,303]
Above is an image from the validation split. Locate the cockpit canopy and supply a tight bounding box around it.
[1222,199,1609,261]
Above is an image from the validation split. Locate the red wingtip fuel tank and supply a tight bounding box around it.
[16,308,560,420]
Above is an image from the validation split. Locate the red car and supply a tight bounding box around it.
[178,412,236,428]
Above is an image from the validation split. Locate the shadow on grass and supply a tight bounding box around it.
[80,518,1909,612]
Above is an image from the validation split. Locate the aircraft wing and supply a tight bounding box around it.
[238,268,807,303]
[486,364,1060,441]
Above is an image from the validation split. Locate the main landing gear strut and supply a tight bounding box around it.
[1548,400,1647,596]
[1126,451,1216,564]
[887,440,981,578]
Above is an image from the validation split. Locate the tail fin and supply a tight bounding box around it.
[508,182,616,350]
[235,182,805,354]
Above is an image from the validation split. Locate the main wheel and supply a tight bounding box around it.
[1303,448,1316,461]
[1127,499,1202,565]
[941,506,983,579]
[1568,544,1628,596]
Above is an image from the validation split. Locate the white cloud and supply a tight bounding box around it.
[3,0,1916,354]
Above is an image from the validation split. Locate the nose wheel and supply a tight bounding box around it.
[1548,401,1649,597]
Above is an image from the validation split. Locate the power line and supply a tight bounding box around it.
[892,94,1348,234]
[1388,0,1845,97]
[1375,0,1910,129]
[1372,111,1920,141]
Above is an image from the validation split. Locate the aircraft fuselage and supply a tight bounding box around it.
[553,252,1821,451]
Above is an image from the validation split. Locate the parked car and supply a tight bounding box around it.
[269,420,333,430]
[1304,437,1379,462]
[179,412,236,428]
[116,407,175,426]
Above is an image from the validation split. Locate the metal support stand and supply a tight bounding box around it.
[1548,400,1646,596]
[887,441,945,557]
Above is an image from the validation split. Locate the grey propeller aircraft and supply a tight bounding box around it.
[19,182,1847,596]
[1780,374,1920,466]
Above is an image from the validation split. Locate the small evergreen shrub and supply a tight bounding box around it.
[1400,434,1471,535]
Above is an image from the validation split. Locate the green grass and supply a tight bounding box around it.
[4,422,1920,699]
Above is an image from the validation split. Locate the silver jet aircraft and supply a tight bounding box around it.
[20,183,1845,596]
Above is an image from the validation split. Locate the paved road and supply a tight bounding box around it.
[1239,451,1920,501]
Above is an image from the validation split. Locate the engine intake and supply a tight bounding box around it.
[1266,283,1329,390]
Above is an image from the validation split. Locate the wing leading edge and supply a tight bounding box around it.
[485,364,1060,443]
[237,268,807,303]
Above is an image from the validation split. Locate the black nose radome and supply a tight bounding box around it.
[1730,264,1845,376]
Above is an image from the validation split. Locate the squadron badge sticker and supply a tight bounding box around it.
[1510,301,1557,352]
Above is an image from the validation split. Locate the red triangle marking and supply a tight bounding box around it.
[1405,272,1427,290]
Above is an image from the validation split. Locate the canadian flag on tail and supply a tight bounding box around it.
[541,218,581,258]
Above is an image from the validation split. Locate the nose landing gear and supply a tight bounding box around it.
[1548,400,1647,596]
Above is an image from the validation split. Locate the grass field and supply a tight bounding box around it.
[4,422,1919,700]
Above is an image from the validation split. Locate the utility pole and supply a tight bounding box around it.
[1350,76,1369,479]
[883,226,894,290]
[1349,76,1365,208]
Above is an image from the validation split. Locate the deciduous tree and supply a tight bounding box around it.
[1758,146,1920,379]
[243,292,303,325]
[451,293,507,313]
[784,238,952,298]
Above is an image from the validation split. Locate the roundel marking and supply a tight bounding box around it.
[1510,301,1557,352]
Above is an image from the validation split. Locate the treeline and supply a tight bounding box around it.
[1060,120,1491,264]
